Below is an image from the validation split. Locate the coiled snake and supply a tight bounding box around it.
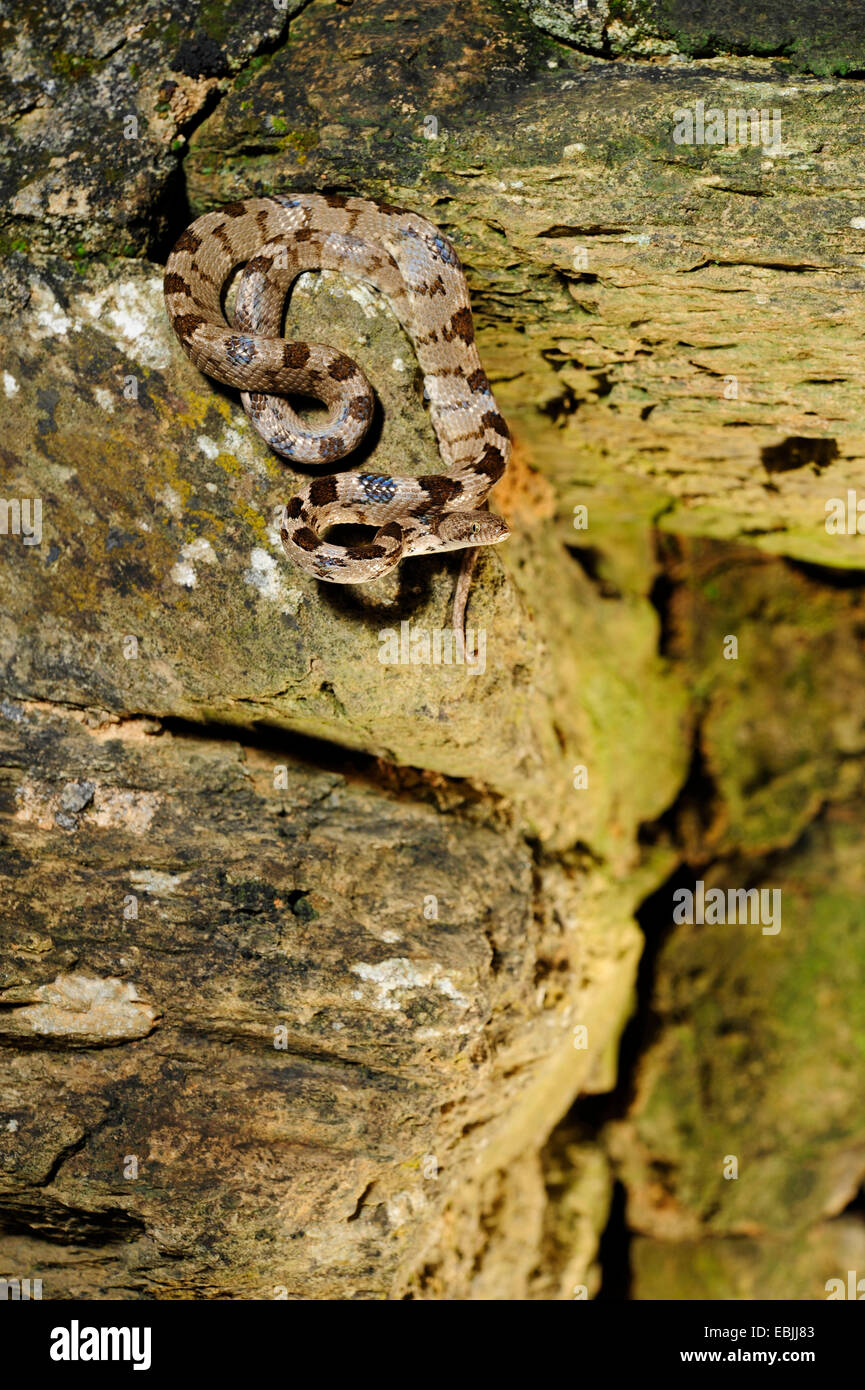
[163,193,511,635]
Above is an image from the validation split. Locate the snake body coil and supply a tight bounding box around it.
[163,193,510,603]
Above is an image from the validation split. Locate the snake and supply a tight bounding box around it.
[163,193,511,634]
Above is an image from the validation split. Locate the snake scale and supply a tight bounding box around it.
[163,193,511,634]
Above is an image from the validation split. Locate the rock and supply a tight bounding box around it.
[0,974,160,1046]
[185,1,865,575]
[608,804,865,1247]
[2,0,865,1301]
[632,1218,865,1300]
[0,701,639,1297]
[0,245,684,857]
[518,1,865,73]
[659,539,865,857]
[0,0,302,256]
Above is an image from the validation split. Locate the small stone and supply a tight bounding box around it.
[59,780,96,813]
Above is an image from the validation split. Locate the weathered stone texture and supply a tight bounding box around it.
[0,701,639,1297]
[2,0,865,1300]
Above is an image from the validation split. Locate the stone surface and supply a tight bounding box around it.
[0,247,684,858]
[520,1,865,73]
[184,1,865,574]
[0,701,638,1297]
[0,0,303,257]
[600,541,865,1297]
[2,0,865,1300]
[660,538,865,857]
[632,1217,865,1301]
[608,803,865,1292]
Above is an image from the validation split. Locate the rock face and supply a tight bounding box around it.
[1,0,864,1299]
[518,1,865,73]
[0,700,635,1297]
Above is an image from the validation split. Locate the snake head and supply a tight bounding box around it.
[433,510,510,550]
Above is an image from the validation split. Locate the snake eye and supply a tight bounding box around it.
[470,522,480,535]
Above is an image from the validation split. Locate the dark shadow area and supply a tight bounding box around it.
[761,436,838,474]
[0,1201,145,1248]
[148,133,201,264]
[837,1183,865,1220]
[643,726,722,856]
[158,713,381,771]
[314,547,459,629]
[576,858,694,1136]
[566,544,622,598]
[594,1181,631,1301]
[648,565,676,659]
[784,556,865,590]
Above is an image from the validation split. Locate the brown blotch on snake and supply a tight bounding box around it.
[172,312,207,339]
[418,475,463,506]
[172,228,202,255]
[309,476,339,506]
[163,271,190,297]
[476,445,507,482]
[293,527,323,553]
[466,368,488,393]
[443,306,474,344]
[283,342,311,369]
[327,355,355,382]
